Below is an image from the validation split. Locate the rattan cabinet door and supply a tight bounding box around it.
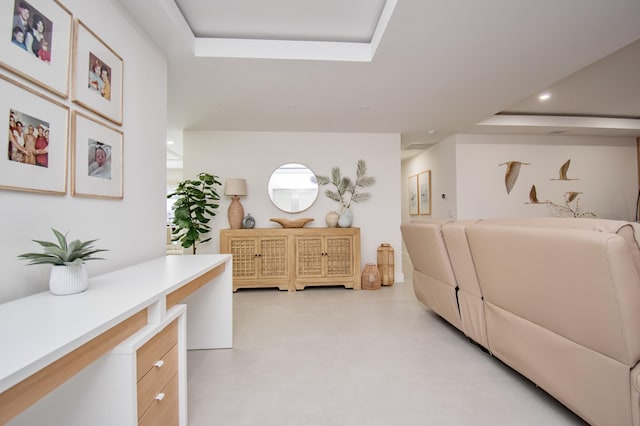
[295,236,325,278]
[258,236,288,279]
[325,235,355,277]
[228,237,259,280]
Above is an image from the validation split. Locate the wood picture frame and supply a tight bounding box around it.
[0,0,73,98]
[71,110,123,199]
[409,174,418,215]
[418,170,431,215]
[0,73,68,194]
[71,19,123,125]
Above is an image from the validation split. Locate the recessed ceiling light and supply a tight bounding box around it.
[538,93,551,101]
[427,129,436,135]
[167,140,174,145]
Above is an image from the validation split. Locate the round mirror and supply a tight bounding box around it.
[268,163,319,213]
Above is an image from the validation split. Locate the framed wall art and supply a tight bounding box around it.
[409,174,418,215]
[71,19,123,125]
[0,0,73,98]
[418,170,431,215]
[71,110,123,199]
[0,73,69,194]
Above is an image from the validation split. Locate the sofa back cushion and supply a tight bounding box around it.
[401,220,457,289]
[466,222,640,365]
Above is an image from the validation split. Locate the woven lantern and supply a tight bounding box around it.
[361,263,381,290]
[377,243,394,286]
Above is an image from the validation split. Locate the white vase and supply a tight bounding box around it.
[49,263,89,295]
[325,211,339,227]
[338,208,353,228]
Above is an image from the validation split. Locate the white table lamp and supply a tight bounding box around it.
[224,178,247,229]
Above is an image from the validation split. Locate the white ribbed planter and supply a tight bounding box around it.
[49,263,89,296]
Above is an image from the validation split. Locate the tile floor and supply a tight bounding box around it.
[187,282,587,426]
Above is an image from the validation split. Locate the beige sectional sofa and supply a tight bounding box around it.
[401,217,640,426]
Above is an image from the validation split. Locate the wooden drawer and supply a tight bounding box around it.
[138,373,179,426]
[137,343,178,418]
[137,319,178,381]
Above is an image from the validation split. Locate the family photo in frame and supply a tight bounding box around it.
[0,0,72,98]
[71,111,122,199]
[0,73,68,194]
[71,19,123,124]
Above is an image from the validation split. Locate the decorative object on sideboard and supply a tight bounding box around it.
[168,172,221,254]
[338,208,353,228]
[325,211,339,227]
[499,160,530,194]
[270,217,314,228]
[224,178,247,230]
[242,213,256,229]
[377,243,395,286]
[316,159,375,228]
[361,263,381,290]
[18,228,107,295]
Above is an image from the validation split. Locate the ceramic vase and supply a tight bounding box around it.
[338,208,353,228]
[49,263,89,295]
[325,211,339,227]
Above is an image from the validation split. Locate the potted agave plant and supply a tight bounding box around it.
[18,228,108,295]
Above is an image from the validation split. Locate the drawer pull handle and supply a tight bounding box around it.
[154,360,164,368]
[155,393,166,401]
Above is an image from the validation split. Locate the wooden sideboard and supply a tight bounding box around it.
[0,255,232,425]
[220,227,361,291]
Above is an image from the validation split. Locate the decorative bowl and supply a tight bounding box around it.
[269,218,314,228]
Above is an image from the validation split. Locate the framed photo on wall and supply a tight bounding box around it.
[0,0,73,98]
[0,73,69,194]
[418,170,431,215]
[409,174,418,215]
[71,110,123,199]
[71,19,123,125]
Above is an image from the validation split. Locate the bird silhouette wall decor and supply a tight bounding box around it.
[499,161,530,194]
[551,159,579,181]
[526,185,549,204]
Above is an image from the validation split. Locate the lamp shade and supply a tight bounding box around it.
[224,178,247,196]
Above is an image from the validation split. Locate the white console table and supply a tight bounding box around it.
[0,254,232,425]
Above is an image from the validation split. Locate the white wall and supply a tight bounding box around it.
[399,133,638,277]
[455,134,638,220]
[182,130,404,282]
[402,136,458,221]
[0,0,168,304]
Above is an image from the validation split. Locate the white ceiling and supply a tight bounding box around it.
[119,0,640,164]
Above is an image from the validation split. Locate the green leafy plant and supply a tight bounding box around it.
[316,159,375,211]
[18,228,108,266]
[167,172,221,254]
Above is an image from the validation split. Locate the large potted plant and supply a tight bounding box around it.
[168,172,222,254]
[18,228,108,295]
[316,159,375,227]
